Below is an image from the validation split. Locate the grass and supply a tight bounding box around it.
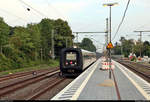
[0,59,59,76]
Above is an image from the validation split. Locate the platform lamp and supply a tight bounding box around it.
[103,2,118,79]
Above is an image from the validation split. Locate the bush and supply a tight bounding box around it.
[131,56,136,61]
[0,54,11,71]
[47,59,59,67]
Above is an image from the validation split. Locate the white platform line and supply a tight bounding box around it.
[71,60,99,100]
[51,59,101,100]
[113,60,150,100]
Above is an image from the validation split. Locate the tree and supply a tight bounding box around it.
[79,38,96,52]
[0,17,74,70]
[39,18,54,60]
[113,37,135,57]
[27,23,41,60]
[143,41,150,57]
[9,26,35,67]
[120,37,134,57]
[53,19,73,57]
[133,42,141,57]
[113,45,121,55]
[113,37,150,57]
[0,17,10,54]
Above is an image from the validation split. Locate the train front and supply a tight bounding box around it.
[60,48,83,76]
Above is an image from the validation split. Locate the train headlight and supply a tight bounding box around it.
[66,62,68,65]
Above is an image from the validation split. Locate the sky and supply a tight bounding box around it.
[0,0,150,52]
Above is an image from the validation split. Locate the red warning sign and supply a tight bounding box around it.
[107,42,114,49]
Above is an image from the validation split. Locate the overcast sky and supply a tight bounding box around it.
[0,0,150,52]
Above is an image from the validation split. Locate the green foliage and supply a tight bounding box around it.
[39,19,53,59]
[113,36,150,58]
[133,43,141,57]
[79,38,96,52]
[131,56,136,61]
[0,17,73,71]
[0,17,10,54]
[0,60,58,76]
[113,37,134,57]
[0,54,11,71]
[143,41,150,57]
[113,44,121,55]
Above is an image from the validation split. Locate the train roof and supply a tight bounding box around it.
[81,49,96,54]
[61,48,96,54]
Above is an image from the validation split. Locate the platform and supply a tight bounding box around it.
[51,58,150,100]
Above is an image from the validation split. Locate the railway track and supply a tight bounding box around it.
[122,60,150,70]
[0,69,60,98]
[27,78,66,100]
[117,60,150,82]
[0,67,59,82]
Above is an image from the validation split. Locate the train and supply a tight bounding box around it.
[59,48,96,76]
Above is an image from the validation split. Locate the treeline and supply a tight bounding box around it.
[113,37,150,57]
[79,38,96,52]
[74,38,96,52]
[0,17,74,71]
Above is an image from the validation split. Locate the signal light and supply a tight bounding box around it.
[66,62,68,65]
[70,61,73,64]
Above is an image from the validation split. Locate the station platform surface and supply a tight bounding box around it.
[51,58,150,100]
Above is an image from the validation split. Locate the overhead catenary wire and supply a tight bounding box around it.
[0,1,46,25]
[46,0,74,31]
[112,0,131,41]
[0,8,28,23]
[18,0,48,18]
[46,0,66,20]
[75,23,105,31]
[135,22,150,31]
[17,0,44,20]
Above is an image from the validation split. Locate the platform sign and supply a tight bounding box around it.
[101,62,115,70]
[107,42,114,49]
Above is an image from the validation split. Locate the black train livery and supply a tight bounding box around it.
[60,48,96,76]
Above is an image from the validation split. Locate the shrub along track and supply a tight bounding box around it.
[116,59,150,83]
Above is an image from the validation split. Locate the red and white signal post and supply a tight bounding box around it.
[101,61,115,70]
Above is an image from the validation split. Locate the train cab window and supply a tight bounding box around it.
[66,52,76,60]
[65,52,77,66]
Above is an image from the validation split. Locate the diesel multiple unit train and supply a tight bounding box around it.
[60,48,96,76]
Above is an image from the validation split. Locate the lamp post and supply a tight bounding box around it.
[103,2,118,42]
[103,2,118,79]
